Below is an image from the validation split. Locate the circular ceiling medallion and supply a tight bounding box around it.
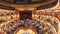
[14,27,37,34]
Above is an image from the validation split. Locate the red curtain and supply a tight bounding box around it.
[29,14,32,20]
[19,14,23,20]
[19,11,32,20]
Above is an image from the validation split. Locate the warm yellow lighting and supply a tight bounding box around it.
[20,9,24,10]
[32,15,35,18]
[16,29,35,34]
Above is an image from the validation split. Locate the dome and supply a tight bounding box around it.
[1,0,47,4]
[0,0,58,10]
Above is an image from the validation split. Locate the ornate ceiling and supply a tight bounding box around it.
[0,0,59,10]
[0,0,47,4]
